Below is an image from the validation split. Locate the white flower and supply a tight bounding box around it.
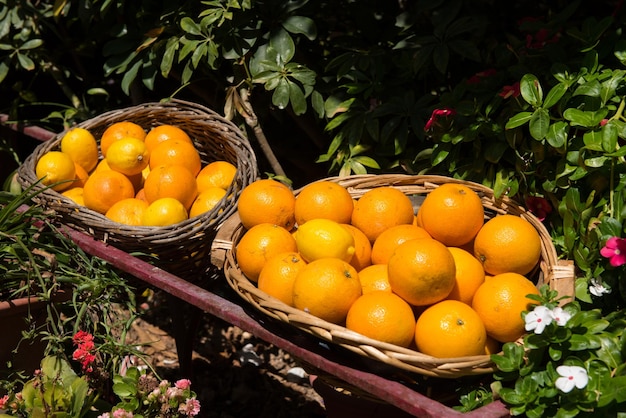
[551,306,572,326]
[555,365,588,393]
[589,278,611,297]
[525,305,554,334]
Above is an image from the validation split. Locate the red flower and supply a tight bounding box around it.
[424,108,456,131]
[525,196,552,221]
[499,82,521,99]
[467,69,497,84]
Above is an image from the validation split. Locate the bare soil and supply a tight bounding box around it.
[125,289,327,418]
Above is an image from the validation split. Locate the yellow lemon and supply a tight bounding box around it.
[142,197,188,226]
[60,127,99,172]
[61,187,84,206]
[295,218,355,262]
[35,151,77,192]
[105,137,150,176]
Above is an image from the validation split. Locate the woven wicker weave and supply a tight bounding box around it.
[212,174,575,378]
[18,99,258,279]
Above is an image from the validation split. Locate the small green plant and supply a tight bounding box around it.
[489,285,626,417]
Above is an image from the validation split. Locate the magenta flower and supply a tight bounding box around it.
[600,237,626,267]
[525,196,552,221]
[499,82,521,99]
[424,108,456,131]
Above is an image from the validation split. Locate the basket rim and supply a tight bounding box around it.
[16,98,258,239]
[214,173,576,378]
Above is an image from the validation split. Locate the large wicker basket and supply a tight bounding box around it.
[18,99,258,279]
[211,174,575,378]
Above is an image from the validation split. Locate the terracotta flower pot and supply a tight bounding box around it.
[0,292,69,380]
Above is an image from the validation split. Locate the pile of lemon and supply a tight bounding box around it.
[235,178,544,358]
[35,122,236,226]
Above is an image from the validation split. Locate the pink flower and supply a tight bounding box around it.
[0,395,8,409]
[178,398,201,416]
[175,379,192,390]
[499,82,521,99]
[112,409,134,418]
[467,69,497,84]
[600,237,626,267]
[525,196,552,221]
[424,108,456,131]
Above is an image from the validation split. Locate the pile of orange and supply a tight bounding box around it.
[35,122,237,227]
[235,178,545,358]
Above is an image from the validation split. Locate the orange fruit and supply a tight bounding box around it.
[357,264,391,294]
[387,238,456,306]
[60,127,99,172]
[292,257,362,324]
[143,165,198,210]
[105,197,149,226]
[94,158,111,172]
[196,161,237,192]
[473,214,542,276]
[257,252,307,307]
[414,300,487,358]
[141,197,188,226]
[100,121,147,156]
[351,187,415,242]
[445,247,486,305]
[471,272,540,343]
[35,151,77,192]
[236,223,298,282]
[61,187,84,206]
[105,137,150,176]
[370,224,431,265]
[346,291,416,348]
[484,336,501,355]
[341,224,372,271]
[72,162,90,188]
[82,169,135,214]
[237,179,296,230]
[418,183,484,247]
[149,139,202,176]
[189,187,227,218]
[135,188,148,203]
[144,124,192,153]
[294,218,355,262]
[294,180,354,225]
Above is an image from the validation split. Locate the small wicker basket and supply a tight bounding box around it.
[212,174,575,378]
[18,99,258,279]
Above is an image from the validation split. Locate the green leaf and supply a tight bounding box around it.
[543,83,567,108]
[529,108,550,140]
[112,381,136,398]
[288,80,306,115]
[180,17,203,36]
[272,78,290,109]
[564,108,607,128]
[520,74,543,107]
[121,59,141,95]
[582,129,604,151]
[270,28,295,64]
[20,39,43,50]
[311,90,324,118]
[546,121,569,148]
[506,112,533,129]
[282,16,317,41]
[17,52,35,71]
